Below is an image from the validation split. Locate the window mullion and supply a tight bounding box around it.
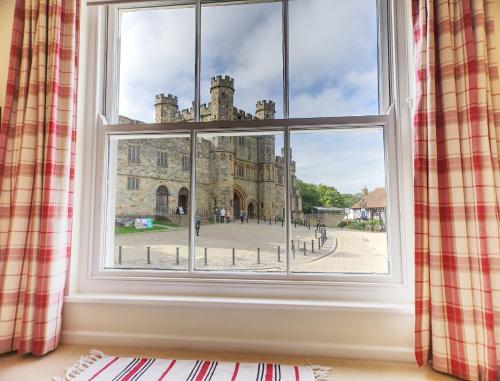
[282,0,291,276]
[189,0,202,274]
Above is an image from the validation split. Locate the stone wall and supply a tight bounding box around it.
[115,75,302,224]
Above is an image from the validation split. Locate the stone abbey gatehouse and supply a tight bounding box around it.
[115,75,303,224]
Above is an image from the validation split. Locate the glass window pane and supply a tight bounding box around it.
[106,134,191,270]
[118,6,195,124]
[289,0,380,117]
[200,1,283,121]
[289,128,388,274]
[194,131,286,272]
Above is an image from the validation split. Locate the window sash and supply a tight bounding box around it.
[96,112,402,283]
[89,0,405,285]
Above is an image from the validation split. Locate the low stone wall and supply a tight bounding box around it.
[303,213,345,228]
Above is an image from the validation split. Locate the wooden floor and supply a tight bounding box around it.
[0,344,456,380]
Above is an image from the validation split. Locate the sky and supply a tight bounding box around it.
[119,0,384,194]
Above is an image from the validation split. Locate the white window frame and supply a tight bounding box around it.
[76,0,414,304]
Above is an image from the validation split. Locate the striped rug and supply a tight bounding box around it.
[55,351,319,381]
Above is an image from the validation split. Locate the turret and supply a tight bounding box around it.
[155,93,178,123]
[210,75,235,120]
[255,100,275,120]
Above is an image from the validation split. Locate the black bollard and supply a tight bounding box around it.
[204,248,208,266]
[176,247,180,265]
[315,232,317,239]
[318,237,321,249]
[147,246,151,264]
[232,248,236,266]
[281,219,284,227]
[257,248,261,264]
[294,222,297,228]
[118,246,122,264]
[277,246,281,262]
[269,218,271,225]
[292,241,296,258]
[311,240,315,253]
[303,242,306,256]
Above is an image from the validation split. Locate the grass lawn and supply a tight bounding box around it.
[115,220,178,235]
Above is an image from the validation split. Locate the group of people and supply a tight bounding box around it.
[194,208,247,237]
[213,208,247,223]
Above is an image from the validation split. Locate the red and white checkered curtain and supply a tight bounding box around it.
[413,0,500,379]
[0,0,79,355]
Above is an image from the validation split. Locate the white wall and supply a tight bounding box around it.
[62,296,414,360]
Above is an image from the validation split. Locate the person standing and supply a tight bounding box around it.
[240,212,244,223]
[195,215,201,236]
[220,207,226,223]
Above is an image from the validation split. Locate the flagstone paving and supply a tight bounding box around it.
[112,220,387,274]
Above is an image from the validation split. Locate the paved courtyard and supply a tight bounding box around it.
[112,220,388,274]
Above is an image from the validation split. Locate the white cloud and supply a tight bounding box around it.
[291,129,385,194]
[118,0,384,192]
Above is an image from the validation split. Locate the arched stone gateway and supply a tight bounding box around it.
[233,189,243,218]
[247,202,255,218]
[178,187,189,214]
[156,185,169,217]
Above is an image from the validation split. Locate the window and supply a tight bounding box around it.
[181,156,190,171]
[157,151,168,168]
[236,163,245,178]
[87,0,408,287]
[127,145,140,163]
[109,135,190,270]
[127,177,140,190]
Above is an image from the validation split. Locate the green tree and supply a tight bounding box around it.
[317,184,344,207]
[340,192,363,208]
[297,180,321,213]
[297,181,360,211]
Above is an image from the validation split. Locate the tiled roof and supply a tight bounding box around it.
[351,187,385,209]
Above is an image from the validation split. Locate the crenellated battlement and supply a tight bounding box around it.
[256,100,275,110]
[155,93,178,106]
[234,108,254,120]
[211,75,234,89]
[255,100,276,120]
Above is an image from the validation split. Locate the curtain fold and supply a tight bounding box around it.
[413,0,500,379]
[0,0,79,355]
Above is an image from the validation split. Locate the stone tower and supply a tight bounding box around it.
[155,93,178,123]
[210,75,234,121]
[255,100,276,120]
[254,101,277,218]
